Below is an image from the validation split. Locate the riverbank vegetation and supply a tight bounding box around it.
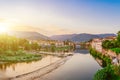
[94,65,120,80]
[90,31,120,80]
[79,42,90,49]
[0,34,42,63]
[90,48,111,67]
[90,48,120,80]
[0,34,74,63]
[0,50,41,62]
[111,48,120,55]
[102,31,120,55]
[50,43,74,52]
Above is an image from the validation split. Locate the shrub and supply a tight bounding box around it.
[90,48,111,67]
[0,48,4,54]
[15,50,25,55]
[5,50,14,56]
[94,65,119,80]
[102,40,116,49]
[111,48,120,55]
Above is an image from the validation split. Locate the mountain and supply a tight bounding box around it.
[96,34,116,38]
[70,33,99,42]
[50,34,77,41]
[7,31,116,42]
[8,31,49,40]
[50,33,116,42]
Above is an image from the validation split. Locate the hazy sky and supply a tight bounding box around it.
[0,0,120,36]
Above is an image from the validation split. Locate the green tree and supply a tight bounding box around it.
[117,31,120,42]
[31,42,40,50]
[50,43,56,52]
[94,65,118,80]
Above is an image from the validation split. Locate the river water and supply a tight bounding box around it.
[0,49,101,80]
[39,49,101,80]
[0,55,61,79]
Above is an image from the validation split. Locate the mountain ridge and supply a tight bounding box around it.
[7,31,116,42]
[50,33,116,42]
[8,31,50,40]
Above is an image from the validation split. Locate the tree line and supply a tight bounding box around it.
[102,31,120,49]
[0,34,40,53]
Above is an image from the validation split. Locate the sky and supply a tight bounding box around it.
[0,0,120,36]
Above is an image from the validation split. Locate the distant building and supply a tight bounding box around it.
[103,36,116,41]
[91,38,103,52]
[91,37,117,58]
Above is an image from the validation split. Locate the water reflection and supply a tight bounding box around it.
[51,49,74,54]
[0,63,15,71]
[0,61,34,71]
[0,49,101,80]
[74,49,89,54]
[41,50,101,80]
[0,55,61,79]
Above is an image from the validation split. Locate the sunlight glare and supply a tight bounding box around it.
[0,23,9,33]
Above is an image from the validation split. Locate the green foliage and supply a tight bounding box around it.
[0,34,41,51]
[102,31,120,49]
[117,31,120,42]
[111,48,120,55]
[50,43,56,52]
[114,65,120,76]
[31,42,40,50]
[114,40,120,48]
[0,34,19,51]
[94,68,107,80]
[0,34,41,63]
[102,40,116,49]
[94,65,120,80]
[90,48,111,67]
[0,50,41,62]
[93,31,120,80]
[0,48,4,54]
[63,40,69,45]
[4,50,14,56]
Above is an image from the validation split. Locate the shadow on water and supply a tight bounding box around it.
[74,48,89,54]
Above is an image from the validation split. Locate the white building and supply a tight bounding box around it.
[91,38,103,52]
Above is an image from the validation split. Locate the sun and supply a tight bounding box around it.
[0,23,9,33]
[0,27,8,33]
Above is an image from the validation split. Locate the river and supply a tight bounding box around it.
[0,55,61,80]
[37,49,101,80]
[0,49,101,80]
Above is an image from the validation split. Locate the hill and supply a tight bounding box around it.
[96,34,116,38]
[8,31,49,40]
[50,34,77,41]
[50,33,116,42]
[71,33,99,42]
